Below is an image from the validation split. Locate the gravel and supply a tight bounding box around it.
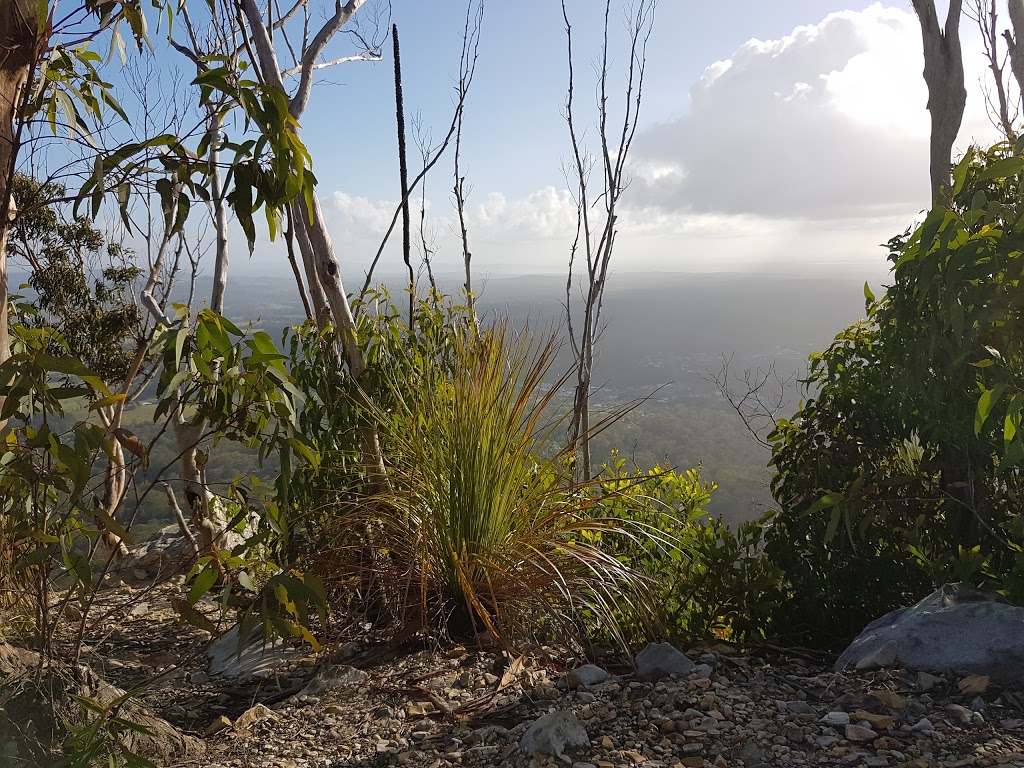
[73,583,1024,768]
[191,648,1024,768]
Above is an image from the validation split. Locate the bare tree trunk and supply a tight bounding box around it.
[912,0,967,203]
[290,199,330,329]
[96,407,131,558]
[392,25,414,327]
[1006,0,1024,98]
[0,0,39,398]
[173,417,226,554]
[163,483,200,558]
[208,111,230,315]
[563,0,654,481]
[966,0,1015,138]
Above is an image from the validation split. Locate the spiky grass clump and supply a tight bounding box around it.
[0,519,33,637]
[314,322,656,645]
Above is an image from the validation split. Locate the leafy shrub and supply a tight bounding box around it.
[766,140,1024,648]
[593,456,782,644]
[308,319,658,645]
[285,289,475,526]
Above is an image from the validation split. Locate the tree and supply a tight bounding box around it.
[1,0,43,381]
[966,0,1017,138]
[912,0,967,202]
[1,0,150,416]
[766,142,1024,647]
[1005,0,1024,95]
[562,0,656,480]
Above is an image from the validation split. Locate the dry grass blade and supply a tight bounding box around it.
[311,320,659,648]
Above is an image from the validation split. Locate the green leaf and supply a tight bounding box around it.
[977,155,1024,182]
[805,493,841,515]
[976,383,1006,436]
[188,564,219,604]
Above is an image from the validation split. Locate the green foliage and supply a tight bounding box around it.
[150,306,326,643]
[285,289,475,523]
[593,455,782,644]
[766,140,1024,647]
[60,692,157,768]
[306,307,656,645]
[0,318,133,642]
[11,174,143,385]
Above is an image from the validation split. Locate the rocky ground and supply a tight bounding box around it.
[68,582,1024,768]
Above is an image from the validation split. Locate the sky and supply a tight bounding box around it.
[151,1,1010,281]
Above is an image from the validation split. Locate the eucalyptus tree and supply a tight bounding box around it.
[911,0,967,202]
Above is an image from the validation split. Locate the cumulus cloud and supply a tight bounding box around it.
[330,191,398,240]
[470,187,579,241]
[630,3,996,220]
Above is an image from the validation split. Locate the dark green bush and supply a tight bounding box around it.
[765,140,1024,648]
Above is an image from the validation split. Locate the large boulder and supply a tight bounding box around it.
[836,584,1024,684]
[115,525,195,581]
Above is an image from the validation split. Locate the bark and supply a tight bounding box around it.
[98,412,130,559]
[393,25,413,326]
[1007,0,1024,98]
[208,111,230,315]
[912,0,967,203]
[173,417,234,555]
[0,0,39,388]
[164,482,200,558]
[290,199,330,328]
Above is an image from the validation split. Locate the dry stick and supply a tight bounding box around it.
[164,483,200,558]
[392,24,413,328]
[360,3,483,302]
[284,204,315,322]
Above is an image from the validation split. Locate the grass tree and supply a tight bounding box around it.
[563,0,657,481]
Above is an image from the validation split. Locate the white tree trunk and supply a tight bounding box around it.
[290,199,330,329]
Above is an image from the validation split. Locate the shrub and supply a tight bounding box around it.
[765,140,1024,648]
[593,456,783,644]
[308,320,658,646]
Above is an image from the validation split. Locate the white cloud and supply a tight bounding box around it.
[471,187,579,241]
[330,191,398,240]
[630,3,998,220]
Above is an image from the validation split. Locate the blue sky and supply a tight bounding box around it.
[90,1,1000,281]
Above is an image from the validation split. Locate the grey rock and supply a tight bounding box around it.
[836,584,1024,683]
[519,712,589,758]
[564,664,609,689]
[820,711,851,726]
[116,525,195,580]
[299,665,368,696]
[845,724,877,742]
[912,717,934,731]
[917,671,943,692]
[785,700,816,715]
[695,663,714,679]
[945,704,974,725]
[737,743,766,764]
[206,625,303,680]
[634,642,696,682]
[854,639,898,670]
